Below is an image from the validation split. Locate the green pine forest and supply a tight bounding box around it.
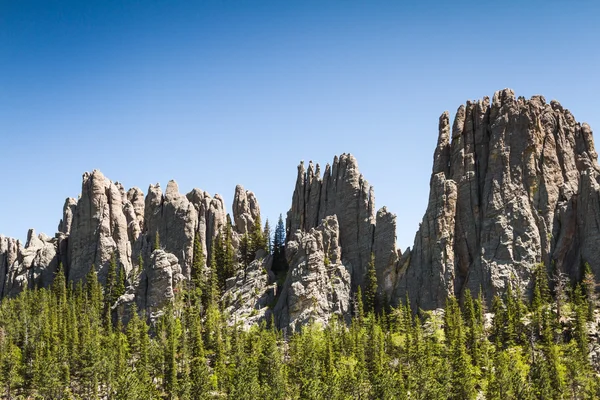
[2,218,600,399]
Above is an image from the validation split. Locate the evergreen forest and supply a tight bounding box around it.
[1,254,600,399]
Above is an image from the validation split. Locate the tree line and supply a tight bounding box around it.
[1,230,600,398]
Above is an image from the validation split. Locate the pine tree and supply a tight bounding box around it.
[1,340,23,400]
[159,305,179,399]
[356,286,365,322]
[52,262,67,308]
[154,230,161,251]
[365,252,378,314]
[216,221,237,290]
[462,289,480,366]
[104,252,120,329]
[445,296,476,400]
[191,231,205,306]
[582,262,597,320]
[136,253,144,279]
[188,310,211,399]
[115,263,126,299]
[572,285,589,357]
[259,328,286,398]
[263,218,272,254]
[532,263,551,305]
[85,265,103,319]
[504,284,518,346]
[491,295,505,346]
[223,221,236,283]
[239,233,252,268]
[249,214,268,257]
[106,252,117,297]
[207,241,219,308]
[272,214,287,272]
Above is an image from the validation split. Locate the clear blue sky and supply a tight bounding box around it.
[1,0,599,249]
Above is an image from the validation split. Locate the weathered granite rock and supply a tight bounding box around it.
[144,181,197,279]
[125,187,145,242]
[186,189,227,267]
[373,207,400,301]
[232,185,260,234]
[0,230,59,297]
[0,236,20,297]
[127,188,146,230]
[67,170,134,284]
[286,155,398,297]
[142,249,184,320]
[274,215,352,331]
[58,198,77,234]
[4,88,600,331]
[222,256,276,330]
[396,89,600,309]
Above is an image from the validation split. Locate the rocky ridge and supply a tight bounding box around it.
[1,169,259,319]
[1,89,599,329]
[396,89,600,309]
[286,154,399,302]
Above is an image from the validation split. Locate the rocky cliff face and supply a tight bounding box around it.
[0,230,59,297]
[232,185,261,235]
[1,169,242,319]
[2,89,599,329]
[286,155,399,301]
[275,215,352,331]
[396,89,600,309]
[64,170,135,284]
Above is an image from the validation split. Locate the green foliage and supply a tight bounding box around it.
[154,230,160,251]
[191,231,205,307]
[365,252,378,314]
[263,218,272,254]
[250,214,268,257]
[239,233,252,268]
[1,261,600,399]
[272,213,287,272]
[582,262,597,320]
[215,219,237,291]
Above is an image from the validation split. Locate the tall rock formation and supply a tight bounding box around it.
[144,181,198,279]
[396,89,600,309]
[286,155,399,300]
[64,170,136,284]
[0,230,59,297]
[187,188,227,267]
[3,88,600,330]
[232,185,261,235]
[1,168,251,322]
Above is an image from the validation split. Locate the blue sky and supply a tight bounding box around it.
[1,0,599,249]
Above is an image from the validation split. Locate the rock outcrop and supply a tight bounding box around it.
[65,170,135,284]
[274,215,352,331]
[286,155,398,300]
[0,230,59,297]
[396,89,600,309]
[187,189,227,267]
[232,185,260,235]
[144,181,197,279]
[1,169,255,323]
[3,88,600,331]
[143,249,185,318]
[223,256,276,330]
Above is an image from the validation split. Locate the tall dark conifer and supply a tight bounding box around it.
[365,253,378,314]
[272,214,287,272]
